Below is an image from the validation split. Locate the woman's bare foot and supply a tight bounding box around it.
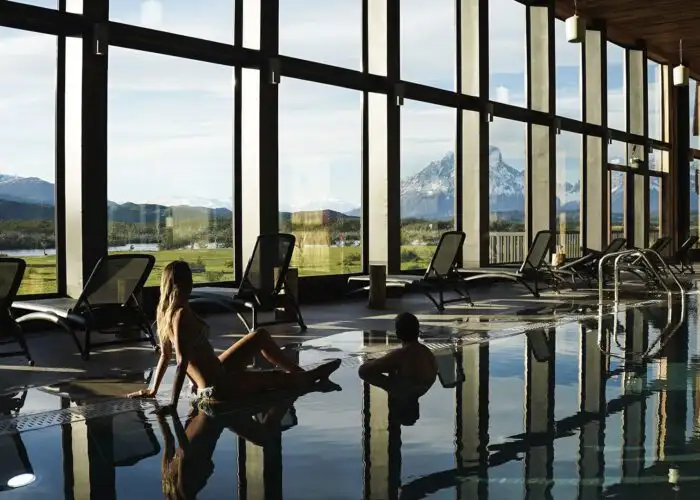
[306,359,342,382]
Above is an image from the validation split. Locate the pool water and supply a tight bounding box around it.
[1,297,700,499]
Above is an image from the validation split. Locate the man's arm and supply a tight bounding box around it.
[358,349,403,379]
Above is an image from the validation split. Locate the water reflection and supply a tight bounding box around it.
[4,302,700,498]
[0,392,33,492]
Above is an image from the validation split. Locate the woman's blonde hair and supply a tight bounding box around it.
[157,260,193,344]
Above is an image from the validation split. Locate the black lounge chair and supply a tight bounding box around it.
[668,235,698,274]
[616,236,673,281]
[190,233,306,332]
[13,254,157,360]
[348,231,472,312]
[0,258,33,365]
[457,230,556,297]
[553,237,627,285]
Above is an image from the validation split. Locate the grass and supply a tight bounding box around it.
[16,245,441,295]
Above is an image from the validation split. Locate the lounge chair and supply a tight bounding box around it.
[553,237,627,285]
[668,235,698,274]
[13,254,157,360]
[189,233,306,332]
[615,236,673,282]
[456,230,556,297]
[0,258,33,365]
[348,231,471,312]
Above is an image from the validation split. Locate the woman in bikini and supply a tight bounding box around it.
[128,260,340,406]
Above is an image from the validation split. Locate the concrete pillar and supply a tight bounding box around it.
[455,343,489,500]
[524,328,555,500]
[628,48,649,248]
[527,4,555,242]
[578,323,606,500]
[584,28,608,250]
[459,0,488,265]
[241,435,283,500]
[365,0,401,273]
[621,309,647,481]
[362,382,401,500]
[240,0,280,287]
[64,0,109,297]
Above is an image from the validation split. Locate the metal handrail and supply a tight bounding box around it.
[598,248,685,306]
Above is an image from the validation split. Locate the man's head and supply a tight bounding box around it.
[395,312,420,342]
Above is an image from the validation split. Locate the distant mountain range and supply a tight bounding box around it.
[0,148,665,224]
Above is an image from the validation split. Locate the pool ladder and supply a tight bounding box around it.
[597,248,686,306]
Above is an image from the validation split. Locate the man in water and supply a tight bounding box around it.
[358,312,437,392]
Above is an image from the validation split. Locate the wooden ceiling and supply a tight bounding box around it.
[554,0,700,77]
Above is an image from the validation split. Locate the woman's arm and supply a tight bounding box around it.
[127,338,172,399]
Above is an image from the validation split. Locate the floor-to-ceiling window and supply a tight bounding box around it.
[107,49,235,286]
[489,118,526,264]
[0,28,58,294]
[556,132,582,258]
[489,0,526,108]
[607,42,626,132]
[278,79,362,276]
[555,19,581,121]
[399,101,455,270]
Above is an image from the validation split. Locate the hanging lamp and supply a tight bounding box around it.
[673,39,689,87]
[565,0,584,43]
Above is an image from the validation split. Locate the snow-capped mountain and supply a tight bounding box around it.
[0,174,54,205]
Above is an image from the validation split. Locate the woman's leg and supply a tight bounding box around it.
[218,328,303,373]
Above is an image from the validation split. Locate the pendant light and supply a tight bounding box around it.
[565,0,584,43]
[673,39,689,87]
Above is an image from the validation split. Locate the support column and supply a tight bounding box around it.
[621,309,647,481]
[458,0,488,265]
[656,318,689,461]
[527,3,555,240]
[240,435,283,499]
[365,0,400,273]
[455,343,489,500]
[584,28,608,250]
[524,328,555,500]
[64,0,109,297]
[241,0,279,270]
[628,48,648,248]
[362,382,401,500]
[578,322,606,500]
[671,80,690,248]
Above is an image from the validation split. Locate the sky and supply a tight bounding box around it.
[0,0,669,212]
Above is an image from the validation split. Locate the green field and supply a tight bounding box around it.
[17,245,440,296]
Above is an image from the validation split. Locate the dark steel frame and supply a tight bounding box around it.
[0,0,679,305]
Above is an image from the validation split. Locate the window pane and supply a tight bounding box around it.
[691,160,700,241]
[649,176,662,248]
[691,79,700,150]
[489,118,526,264]
[110,0,234,44]
[279,0,361,69]
[15,0,55,7]
[108,49,234,286]
[627,143,643,168]
[489,0,526,107]
[647,60,663,141]
[610,171,626,242]
[556,132,582,259]
[278,79,362,276]
[0,28,57,294]
[608,140,627,165]
[401,0,455,91]
[400,100,455,270]
[607,42,626,131]
[555,20,581,120]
